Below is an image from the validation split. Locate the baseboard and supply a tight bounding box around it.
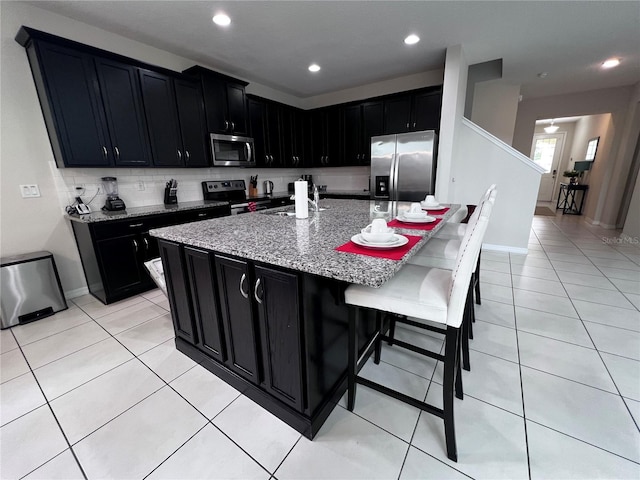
[64,286,89,299]
[482,243,529,255]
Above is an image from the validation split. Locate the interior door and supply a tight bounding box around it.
[531,133,564,202]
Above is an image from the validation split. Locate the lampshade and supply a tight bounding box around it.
[544,120,559,134]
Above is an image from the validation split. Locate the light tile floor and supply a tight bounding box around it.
[1,215,639,479]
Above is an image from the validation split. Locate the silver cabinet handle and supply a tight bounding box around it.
[133,238,138,252]
[254,278,263,304]
[413,122,416,128]
[129,223,144,228]
[239,273,248,299]
[143,237,149,250]
[224,120,229,131]
[185,150,190,161]
[406,122,410,129]
[102,146,108,159]
[197,212,207,217]
[177,149,182,160]
[231,121,235,131]
[114,146,120,160]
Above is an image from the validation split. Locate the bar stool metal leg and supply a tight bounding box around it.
[443,326,459,462]
[347,306,359,411]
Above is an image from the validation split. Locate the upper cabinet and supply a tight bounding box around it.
[384,87,443,134]
[310,106,341,167]
[183,66,249,136]
[22,37,151,167]
[138,69,209,167]
[342,101,384,166]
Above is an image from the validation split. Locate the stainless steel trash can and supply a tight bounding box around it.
[0,251,68,329]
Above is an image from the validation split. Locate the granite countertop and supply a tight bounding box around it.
[66,200,229,223]
[150,199,459,287]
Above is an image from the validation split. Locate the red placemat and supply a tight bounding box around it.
[388,217,443,231]
[422,206,450,215]
[335,234,422,260]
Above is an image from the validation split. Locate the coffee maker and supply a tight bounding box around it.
[101,177,126,211]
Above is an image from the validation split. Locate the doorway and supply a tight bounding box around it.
[531,133,565,202]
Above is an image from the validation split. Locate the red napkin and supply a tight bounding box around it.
[388,217,443,231]
[422,206,450,215]
[335,234,422,260]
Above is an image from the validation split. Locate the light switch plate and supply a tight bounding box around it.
[20,184,41,198]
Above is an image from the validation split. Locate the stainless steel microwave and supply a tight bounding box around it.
[210,133,255,167]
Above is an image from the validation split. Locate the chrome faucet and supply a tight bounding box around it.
[289,185,320,212]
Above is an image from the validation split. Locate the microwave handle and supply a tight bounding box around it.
[245,142,252,162]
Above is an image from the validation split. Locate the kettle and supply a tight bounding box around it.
[264,180,274,195]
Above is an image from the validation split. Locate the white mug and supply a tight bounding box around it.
[425,194,437,204]
[410,202,422,213]
[370,218,387,233]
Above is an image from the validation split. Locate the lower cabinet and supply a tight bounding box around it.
[71,205,230,304]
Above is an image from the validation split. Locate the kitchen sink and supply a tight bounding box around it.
[263,206,327,216]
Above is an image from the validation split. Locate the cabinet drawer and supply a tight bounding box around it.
[91,218,157,240]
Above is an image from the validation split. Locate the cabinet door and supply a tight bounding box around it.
[96,234,146,298]
[158,241,197,343]
[215,255,261,383]
[185,248,226,362]
[254,266,303,410]
[248,98,268,167]
[174,78,209,167]
[412,91,442,132]
[94,58,150,166]
[361,101,384,165]
[384,95,412,134]
[201,74,228,133]
[342,105,361,166]
[138,69,183,167]
[265,103,283,167]
[226,82,248,135]
[324,106,341,166]
[34,42,112,167]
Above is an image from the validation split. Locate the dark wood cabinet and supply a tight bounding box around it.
[254,265,303,410]
[281,106,310,168]
[139,70,209,167]
[184,247,226,361]
[215,255,261,383]
[384,88,443,134]
[173,78,209,167]
[70,205,230,304]
[29,41,112,167]
[184,66,248,136]
[247,97,268,167]
[246,96,283,167]
[159,241,197,343]
[311,107,341,167]
[342,101,384,166]
[94,58,151,166]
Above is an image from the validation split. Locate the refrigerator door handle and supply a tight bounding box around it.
[389,153,399,202]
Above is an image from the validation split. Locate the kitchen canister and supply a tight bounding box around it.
[294,180,309,219]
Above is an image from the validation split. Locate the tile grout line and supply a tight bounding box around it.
[7,328,89,480]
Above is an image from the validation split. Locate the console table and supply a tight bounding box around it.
[557,183,589,215]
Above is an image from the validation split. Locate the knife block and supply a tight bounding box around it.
[164,187,177,205]
[248,186,258,197]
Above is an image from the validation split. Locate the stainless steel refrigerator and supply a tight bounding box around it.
[370,130,437,201]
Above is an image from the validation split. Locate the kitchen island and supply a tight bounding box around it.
[150,199,458,438]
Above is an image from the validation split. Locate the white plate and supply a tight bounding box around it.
[420,202,445,210]
[351,234,409,249]
[396,214,436,224]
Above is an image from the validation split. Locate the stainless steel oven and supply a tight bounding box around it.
[202,180,271,215]
[210,134,255,167]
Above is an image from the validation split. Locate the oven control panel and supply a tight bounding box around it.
[202,180,246,194]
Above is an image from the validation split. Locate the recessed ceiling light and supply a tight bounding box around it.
[537,72,548,78]
[308,64,321,73]
[404,34,420,45]
[212,13,231,26]
[602,58,620,69]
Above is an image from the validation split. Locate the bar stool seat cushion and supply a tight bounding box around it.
[345,265,450,325]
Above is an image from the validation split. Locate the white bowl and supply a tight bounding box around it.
[361,227,395,243]
[421,201,440,209]
[403,211,427,219]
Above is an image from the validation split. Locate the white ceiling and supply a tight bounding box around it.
[29,1,640,100]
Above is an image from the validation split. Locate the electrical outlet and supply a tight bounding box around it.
[20,184,41,198]
[136,180,145,191]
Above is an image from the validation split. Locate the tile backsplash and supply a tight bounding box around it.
[55,166,370,210]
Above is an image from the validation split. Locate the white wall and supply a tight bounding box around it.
[452,119,543,252]
[436,45,468,202]
[513,84,639,228]
[471,80,521,145]
[622,172,640,242]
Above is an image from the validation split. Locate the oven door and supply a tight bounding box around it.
[210,134,255,167]
[230,201,271,215]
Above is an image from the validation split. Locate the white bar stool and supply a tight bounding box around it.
[344,210,490,462]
